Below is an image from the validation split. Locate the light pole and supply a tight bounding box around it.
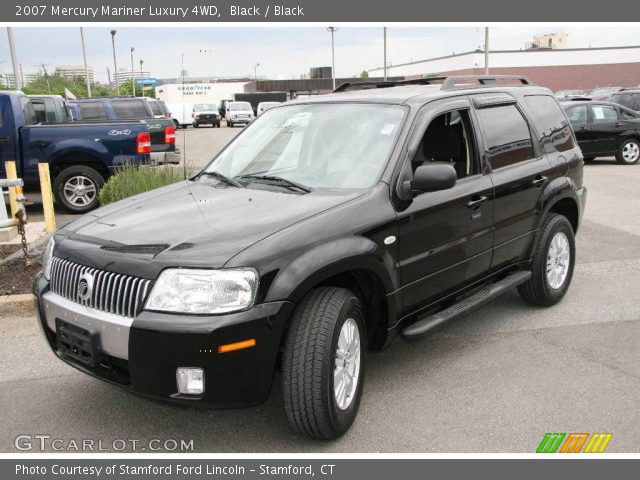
[130,47,136,96]
[80,27,91,97]
[110,29,119,95]
[327,27,338,90]
[253,62,260,81]
[6,28,21,89]
[484,27,490,75]
[383,27,387,82]
[139,59,144,98]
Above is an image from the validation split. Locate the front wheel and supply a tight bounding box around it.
[616,138,640,165]
[282,287,366,440]
[518,213,575,306]
[52,165,104,214]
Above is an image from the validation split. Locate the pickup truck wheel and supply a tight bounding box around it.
[518,213,575,307]
[53,166,104,214]
[616,139,640,164]
[282,287,366,440]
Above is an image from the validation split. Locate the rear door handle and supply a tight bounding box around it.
[467,195,488,209]
[532,175,548,187]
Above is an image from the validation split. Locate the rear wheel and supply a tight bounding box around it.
[616,138,640,165]
[282,287,366,440]
[583,156,595,163]
[52,165,104,214]
[194,123,199,128]
[173,119,180,129]
[518,213,575,306]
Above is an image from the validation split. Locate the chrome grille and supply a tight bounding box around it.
[49,257,152,318]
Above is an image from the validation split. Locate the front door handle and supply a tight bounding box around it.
[532,175,548,187]
[467,195,488,209]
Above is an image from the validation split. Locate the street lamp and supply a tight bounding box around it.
[327,27,338,90]
[253,62,260,81]
[110,29,119,95]
[139,59,144,98]
[130,47,136,96]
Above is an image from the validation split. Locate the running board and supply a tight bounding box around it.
[400,271,532,340]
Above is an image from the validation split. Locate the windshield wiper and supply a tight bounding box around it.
[236,174,313,193]
[199,170,245,188]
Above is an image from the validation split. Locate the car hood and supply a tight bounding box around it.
[57,181,362,274]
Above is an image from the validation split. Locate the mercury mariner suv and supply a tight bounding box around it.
[35,76,587,440]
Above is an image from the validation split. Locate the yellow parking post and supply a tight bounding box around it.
[4,161,19,218]
[38,163,57,233]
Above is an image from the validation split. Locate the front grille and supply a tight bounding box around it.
[49,257,153,318]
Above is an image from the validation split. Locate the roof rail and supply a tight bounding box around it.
[333,75,533,93]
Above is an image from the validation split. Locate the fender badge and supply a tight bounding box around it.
[384,236,396,245]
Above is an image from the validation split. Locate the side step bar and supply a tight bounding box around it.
[400,270,532,340]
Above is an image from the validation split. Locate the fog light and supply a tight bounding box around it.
[176,368,204,395]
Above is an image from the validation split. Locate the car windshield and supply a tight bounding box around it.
[229,102,251,111]
[202,103,406,190]
[195,104,217,111]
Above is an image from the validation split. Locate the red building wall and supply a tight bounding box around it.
[432,63,640,91]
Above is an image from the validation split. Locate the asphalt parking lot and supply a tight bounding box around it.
[2,127,640,452]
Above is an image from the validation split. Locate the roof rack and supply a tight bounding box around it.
[333,75,533,93]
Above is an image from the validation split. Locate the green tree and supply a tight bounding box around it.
[118,79,155,98]
[360,70,369,78]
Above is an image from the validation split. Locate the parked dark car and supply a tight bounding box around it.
[562,100,640,164]
[0,91,151,213]
[70,97,179,165]
[35,76,586,439]
[608,88,640,112]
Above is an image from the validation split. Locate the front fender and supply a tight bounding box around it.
[264,236,399,306]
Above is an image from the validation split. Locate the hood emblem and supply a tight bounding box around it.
[77,273,94,302]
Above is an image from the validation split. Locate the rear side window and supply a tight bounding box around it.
[79,101,108,120]
[566,106,588,126]
[111,99,151,119]
[524,95,575,153]
[610,93,639,110]
[590,105,618,122]
[476,104,534,169]
[20,96,36,125]
[148,100,163,116]
[31,100,46,123]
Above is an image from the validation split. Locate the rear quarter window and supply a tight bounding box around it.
[524,95,575,153]
[148,101,163,116]
[111,99,151,119]
[79,101,108,120]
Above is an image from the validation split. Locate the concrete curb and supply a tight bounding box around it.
[0,293,36,314]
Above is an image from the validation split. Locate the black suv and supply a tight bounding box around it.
[35,76,586,440]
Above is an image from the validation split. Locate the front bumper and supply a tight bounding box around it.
[34,274,293,408]
[228,117,252,124]
[577,185,587,228]
[149,149,181,165]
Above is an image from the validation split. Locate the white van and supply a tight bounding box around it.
[165,102,194,129]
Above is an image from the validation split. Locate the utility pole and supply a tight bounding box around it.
[41,64,51,93]
[80,27,91,97]
[484,27,490,75]
[130,47,136,96]
[327,27,338,90]
[139,59,144,97]
[110,29,119,95]
[253,62,260,81]
[6,28,21,89]
[383,27,387,82]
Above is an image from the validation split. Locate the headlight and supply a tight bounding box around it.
[145,268,258,314]
[42,237,55,281]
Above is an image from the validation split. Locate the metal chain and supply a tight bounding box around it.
[15,210,31,270]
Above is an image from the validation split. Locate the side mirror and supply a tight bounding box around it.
[410,163,457,194]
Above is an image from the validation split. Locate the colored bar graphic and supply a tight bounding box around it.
[537,433,566,453]
[560,433,589,453]
[584,433,613,453]
[537,433,613,453]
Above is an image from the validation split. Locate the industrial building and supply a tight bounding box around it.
[55,64,95,83]
[367,44,640,91]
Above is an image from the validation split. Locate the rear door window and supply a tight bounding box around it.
[111,99,151,119]
[566,106,588,126]
[79,101,108,120]
[590,105,618,122]
[475,104,535,169]
[524,95,575,153]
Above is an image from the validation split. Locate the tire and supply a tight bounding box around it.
[228,121,234,128]
[173,119,180,130]
[52,165,104,214]
[518,213,575,307]
[282,287,366,440]
[616,138,640,165]
[583,157,595,163]
[194,123,199,128]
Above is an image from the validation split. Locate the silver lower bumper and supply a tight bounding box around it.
[149,150,181,165]
[42,291,132,360]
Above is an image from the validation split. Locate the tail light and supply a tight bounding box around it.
[136,131,151,154]
[164,126,176,144]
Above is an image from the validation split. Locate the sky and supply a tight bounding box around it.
[1,26,640,83]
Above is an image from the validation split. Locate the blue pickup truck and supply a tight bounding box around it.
[0,91,151,213]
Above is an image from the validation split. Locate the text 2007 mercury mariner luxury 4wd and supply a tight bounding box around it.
[35,76,587,439]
